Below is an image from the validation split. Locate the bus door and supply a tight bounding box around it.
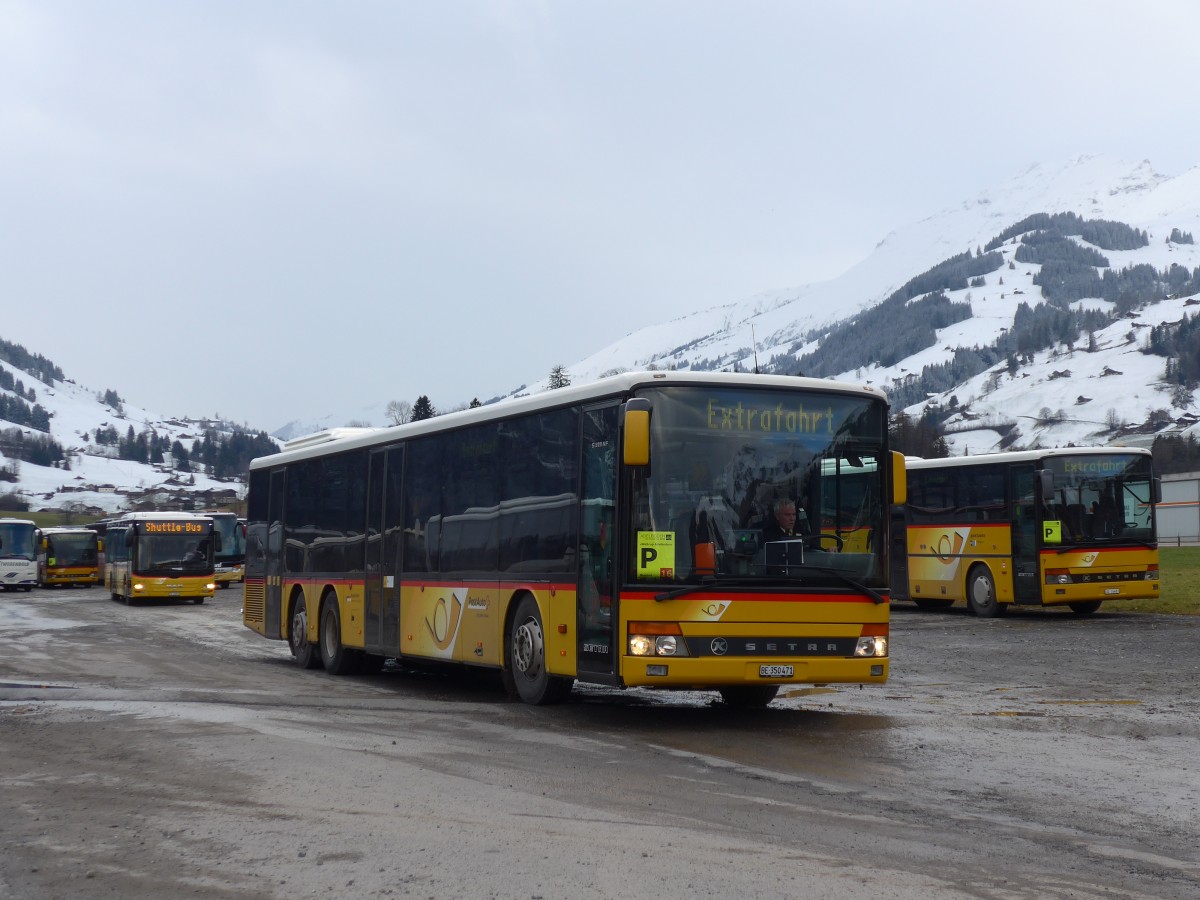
[365,445,404,657]
[889,506,910,600]
[1010,465,1040,603]
[577,403,620,681]
[265,468,287,638]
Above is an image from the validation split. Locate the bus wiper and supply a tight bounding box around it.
[788,564,888,604]
[655,576,761,602]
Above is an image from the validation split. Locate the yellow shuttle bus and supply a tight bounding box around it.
[243,371,905,706]
[892,447,1159,616]
[104,512,218,605]
[38,526,102,587]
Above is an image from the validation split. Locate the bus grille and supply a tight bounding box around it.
[243,579,266,626]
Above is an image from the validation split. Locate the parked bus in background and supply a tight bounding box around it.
[200,510,246,588]
[243,371,905,706]
[0,517,38,592]
[892,447,1159,617]
[38,526,103,587]
[104,512,218,605]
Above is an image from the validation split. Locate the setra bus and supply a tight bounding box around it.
[199,510,247,588]
[0,517,39,591]
[38,526,103,587]
[892,447,1159,616]
[243,371,905,706]
[104,512,219,604]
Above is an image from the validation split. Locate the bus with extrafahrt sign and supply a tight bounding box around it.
[892,447,1159,616]
[242,372,905,706]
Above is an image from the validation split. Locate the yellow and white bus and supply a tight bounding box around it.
[243,371,905,706]
[38,526,102,587]
[0,517,39,591]
[104,512,218,604]
[892,447,1159,616]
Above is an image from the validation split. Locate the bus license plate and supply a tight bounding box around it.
[760,664,793,678]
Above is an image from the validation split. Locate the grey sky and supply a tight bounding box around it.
[3,1,1198,429]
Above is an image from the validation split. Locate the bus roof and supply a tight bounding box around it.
[39,526,100,535]
[906,446,1153,471]
[0,517,37,526]
[253,371,890,471]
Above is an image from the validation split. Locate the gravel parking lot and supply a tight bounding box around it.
[2,587,1198,898]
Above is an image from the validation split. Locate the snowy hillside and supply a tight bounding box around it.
[513,156,1200,454]
[0,364,260,516]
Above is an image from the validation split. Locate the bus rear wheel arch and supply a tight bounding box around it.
[966,564,1005,618]
[505,593,572,705]
[288,589,321,669]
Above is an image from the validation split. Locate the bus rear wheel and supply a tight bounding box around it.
[320,592,362,675]
[1068,600,1102,615]
[967,565,1005,618]
[289,593,321,669]
[507,594,572,705]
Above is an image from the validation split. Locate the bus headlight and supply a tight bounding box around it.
[652,633,681,657]
[628,622,688,657]
[206,582,217,592]
[854,636,888,658]
[629,635,654,656]
[133,582,145,592]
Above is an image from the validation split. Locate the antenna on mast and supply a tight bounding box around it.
[751,325,760,374]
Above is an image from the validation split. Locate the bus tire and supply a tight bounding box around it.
[718,685,780,708]
[289,592,321,669]
[966,565,1004,618]
[320,592,361,675]
[193,597,205,604]
[1068,600,1102,615]
[507,594,572,705]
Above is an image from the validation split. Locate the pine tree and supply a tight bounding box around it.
[547,365,571,389]
[412,395,435,421]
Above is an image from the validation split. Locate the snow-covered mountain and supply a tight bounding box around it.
[0,365,259,516]
[515,156,1200,454]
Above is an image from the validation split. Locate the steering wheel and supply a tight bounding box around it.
[805,532,844,552]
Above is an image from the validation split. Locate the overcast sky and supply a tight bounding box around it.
[3,1,1199,430]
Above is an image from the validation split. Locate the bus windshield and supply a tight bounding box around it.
[46,532,99,565]
[137,532,213,574]
[628,385,888,587]
[0,522,37,560]
[210,514,245,563]
[1043,453,1156,545]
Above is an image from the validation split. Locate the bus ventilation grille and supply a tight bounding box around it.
[243,580,266,626]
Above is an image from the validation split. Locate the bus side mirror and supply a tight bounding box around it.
[1153,477,1162,505]
[213,533,223,553]
[623,399,652,467]
[98,538,105,553]
[125,529,136,548]
[1037,469,1054,501]
[891,451,907,506]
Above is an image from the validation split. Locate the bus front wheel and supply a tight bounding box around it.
[507,594,572,705]
[320,592,361,675]
[1069,600,1102,615]
[718,685,780,708]
[289,593,321,669]
[967,565,1005,618]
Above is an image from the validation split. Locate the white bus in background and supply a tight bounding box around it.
[0,517,39,592]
